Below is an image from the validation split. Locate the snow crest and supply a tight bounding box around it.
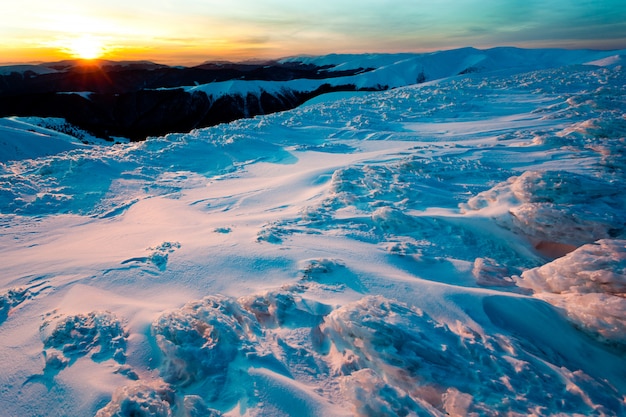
[517,239,626,345]
[463,170,626,255]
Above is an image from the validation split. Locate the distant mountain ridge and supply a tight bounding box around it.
[0,47,623,141]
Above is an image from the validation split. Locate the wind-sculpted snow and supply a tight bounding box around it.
[96,381,223,417]
[0,287,30,324]
[240,290,332,329]
[517,239,626,345]
[471,257,517,287]
[1,51,626,416]
[327,157,506,211]
[259,153,535,278]
[29,311,128,385]
[148,292,331,414]
[152,295,261,389]
[0,148,132,215]
[462,170,626,255]
[0,126,295,216]
[321,295,624,416]
[95,380,177,417]
[119,241,181,273]
[107,291,626,416]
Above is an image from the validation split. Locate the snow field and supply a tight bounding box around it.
[1,50,625,416]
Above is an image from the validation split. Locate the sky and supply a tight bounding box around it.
[1,0,625,65]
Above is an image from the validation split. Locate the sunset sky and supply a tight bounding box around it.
[1,0,625,65]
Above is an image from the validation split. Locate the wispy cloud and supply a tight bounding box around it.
[1,0,624,64]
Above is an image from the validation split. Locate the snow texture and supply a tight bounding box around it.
[322,295,623,416]
[518,239,626,345]
[95,380,176,417]
[1,47,626,416]
[38,311,128,377]
[462,170,626,250]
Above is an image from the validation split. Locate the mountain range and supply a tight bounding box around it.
[1,47,623,140]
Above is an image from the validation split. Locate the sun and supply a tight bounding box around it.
[66,35,106,60]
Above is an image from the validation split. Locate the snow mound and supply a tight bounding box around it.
[462,170,626,254]
[150,292,335,414]
[327,156,501,212]
[586,55,626,68]
[321,295,619,415]
[517,239,626,345]
[95,380,176,417]
[95,381,223,417]
[152,295,261,389]
[472,257,516,287]
[40,311,128,374]
[0,117,88,163]
[0,287,30,324]
[96,379,222,417]
[239,290,331,329]
[341,368,437,416]
[120,241,181,272]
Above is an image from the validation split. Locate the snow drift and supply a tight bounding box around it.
[1,47,625,416]
[517,239,626,345]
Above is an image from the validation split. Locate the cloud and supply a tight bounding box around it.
[2,0,625,64]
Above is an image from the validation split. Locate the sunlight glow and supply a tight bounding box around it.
[0,0,624,65]
[64,35,106,60]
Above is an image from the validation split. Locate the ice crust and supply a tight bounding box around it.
[518,239,626,344]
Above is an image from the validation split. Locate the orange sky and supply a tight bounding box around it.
[1,0,625,65]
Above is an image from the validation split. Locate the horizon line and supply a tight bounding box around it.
[2,44,626,68]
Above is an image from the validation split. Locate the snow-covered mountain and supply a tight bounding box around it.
[2,47,624,141]
[0,48,625,416]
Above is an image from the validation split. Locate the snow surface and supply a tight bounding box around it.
[0,65,59,76]
[181,47,626,104]
[1,48,626,416]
